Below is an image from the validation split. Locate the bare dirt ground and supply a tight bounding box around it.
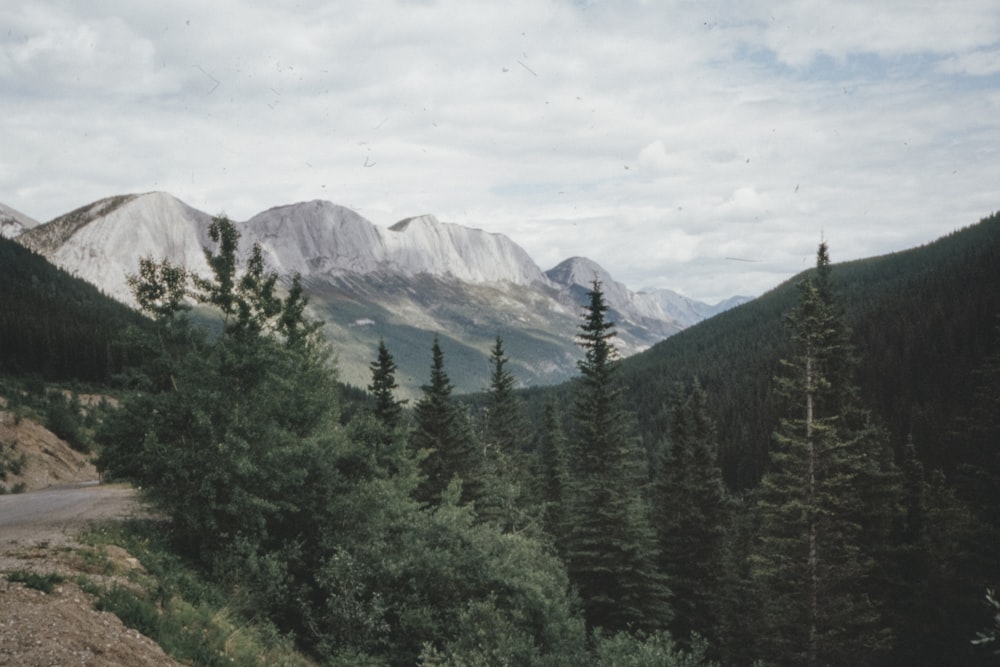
[0,408,182,666]
[0,406,99,493]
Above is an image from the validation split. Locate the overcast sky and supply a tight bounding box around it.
[3,1,998,302]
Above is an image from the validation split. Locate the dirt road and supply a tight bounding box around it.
[0,483,182,666]
[0,482,138,550]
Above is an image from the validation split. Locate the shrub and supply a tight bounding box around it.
[6,571,66,594]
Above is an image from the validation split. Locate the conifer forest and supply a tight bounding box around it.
[2,212,999,666]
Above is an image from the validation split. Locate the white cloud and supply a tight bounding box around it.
[1,0,998,302]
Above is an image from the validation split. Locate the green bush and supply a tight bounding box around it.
[45,391,90,453]
[0,441,27,480]
[6,571,66,594]
[592,631,717,667]
[79,520,310,667]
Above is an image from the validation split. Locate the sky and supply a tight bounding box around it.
[2,1,999,303]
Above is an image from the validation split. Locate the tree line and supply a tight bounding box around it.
[0,236,145,382]
[94,216,999,665]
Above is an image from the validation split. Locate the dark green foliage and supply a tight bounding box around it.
[368,338,406,431]
[750,244,894,666]
[537,396,570,542]
[621,212,1000,490]
[79,519,309,667]
[43,390,90,453]
[411,336,481,506]
[311,482,586,666]
[0,440,27,481]
[591,631,717,667]
[96,220,587,665]
[476,335,534,530]
[973,589,1000,658]
[97,215,340,563]
[0,236,144,383]
[5,570,66,593]
[653,380,729,650]
[483,335,527,454]
[563,280,672,634]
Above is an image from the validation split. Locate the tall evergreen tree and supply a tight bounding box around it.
[477,335,531,529]
[411,335,480,506]
[750,243,893,666]
[654,379,729,649]
[369,338,406,431]
[484,335,526,454]
[538,396,570,543]
[563,280,672,634]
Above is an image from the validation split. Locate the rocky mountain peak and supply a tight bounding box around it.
[0,202,38,239]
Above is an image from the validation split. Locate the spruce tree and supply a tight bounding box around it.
[484,335,526,454]
[538,396,570,543]
[563,280,671,634]
[654,379,729,649]
[411,335,480,505]
[477,335,531,529]
[750,243,893,666]
[369,338,406,430]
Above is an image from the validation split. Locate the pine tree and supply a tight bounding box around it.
[411,335,480,505]
[654,379,729,649]
[477,335,531,529]
[369,338,406,431]
[538,396,570,543]
[750,243,893,666]
[563,280,672,634]
[483,335,526,454]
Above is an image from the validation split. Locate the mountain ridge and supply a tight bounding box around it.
[0,202,39,239]
[6,191,749,393]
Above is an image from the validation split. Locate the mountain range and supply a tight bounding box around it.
[8,192,748,394]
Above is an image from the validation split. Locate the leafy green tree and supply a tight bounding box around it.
[654,379,729,650]
[592,631,717,667]
[750,243,893,666]
[95,216,593,665]
[563,280,671,634]
[310,478,587,666]
[98,215,338,564]
[411,336,480,506]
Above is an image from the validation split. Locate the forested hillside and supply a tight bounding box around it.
[4,211,998,666]
[0,236,146,382]
[621,211,1000,489]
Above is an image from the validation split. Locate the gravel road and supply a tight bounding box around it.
[0,483,182,666]
[0,482,140,550]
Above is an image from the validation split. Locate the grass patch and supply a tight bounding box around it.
[78,520,312,667]
[6,570,66,593]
